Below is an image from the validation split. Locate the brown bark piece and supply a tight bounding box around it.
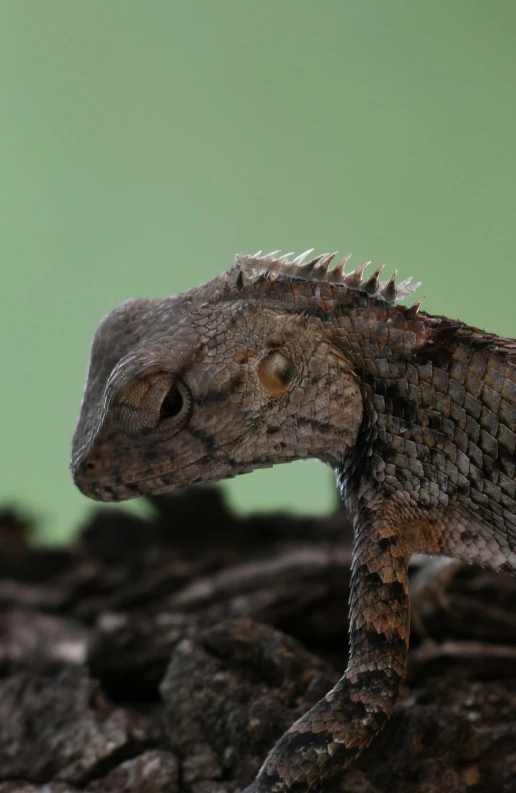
[0,492,515,791]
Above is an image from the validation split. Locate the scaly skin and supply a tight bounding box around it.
[71,250,516,791]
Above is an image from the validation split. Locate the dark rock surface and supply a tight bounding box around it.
[0,490,515,792]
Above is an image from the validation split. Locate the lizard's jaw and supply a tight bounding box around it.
[71,430,329,502]
[72,430,265,501]
[73,457,271,502]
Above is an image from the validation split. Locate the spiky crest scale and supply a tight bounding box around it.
[235,249,422,306]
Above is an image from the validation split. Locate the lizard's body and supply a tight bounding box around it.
[72,251,516,791]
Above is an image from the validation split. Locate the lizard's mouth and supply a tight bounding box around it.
[80,461,262,502]
[74,430,262,502]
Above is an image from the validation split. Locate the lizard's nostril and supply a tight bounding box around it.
[85,460,98,473]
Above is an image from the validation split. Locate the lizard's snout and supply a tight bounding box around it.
[72,448,161,502]
[71,453,106,500]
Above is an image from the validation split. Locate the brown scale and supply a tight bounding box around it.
[71,250,516,792]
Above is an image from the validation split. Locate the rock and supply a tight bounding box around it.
[0,489,515,791]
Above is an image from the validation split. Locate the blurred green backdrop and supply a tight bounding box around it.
[1,1,515,542]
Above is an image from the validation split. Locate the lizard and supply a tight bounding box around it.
[71,249,516,792]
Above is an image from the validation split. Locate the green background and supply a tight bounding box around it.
[1,1,515,542]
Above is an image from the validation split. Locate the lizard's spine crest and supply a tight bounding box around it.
[235,250,422,305]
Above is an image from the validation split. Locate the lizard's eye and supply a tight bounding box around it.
[161,389,183,418]
[159,380,192,425]
[258,351,295,395]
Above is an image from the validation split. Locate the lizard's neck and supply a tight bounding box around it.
[325,297,512,530]
[322,299,455,514]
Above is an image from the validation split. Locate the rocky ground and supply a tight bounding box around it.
[1,488,516,793]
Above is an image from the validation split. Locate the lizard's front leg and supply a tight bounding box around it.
[243,506,410,792]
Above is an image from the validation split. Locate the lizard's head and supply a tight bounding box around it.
[72,250,420,502]
[71,252,379,501]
